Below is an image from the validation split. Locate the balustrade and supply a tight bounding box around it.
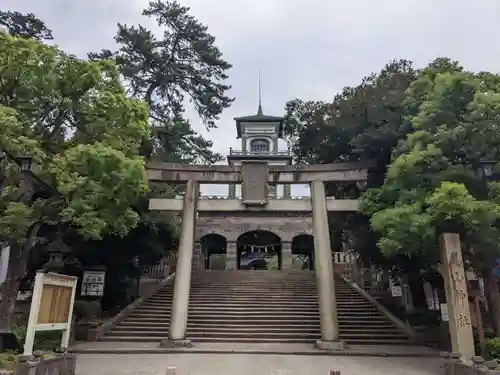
[229,149,291,156]
[197,195,313,200]
[142,253,177,278]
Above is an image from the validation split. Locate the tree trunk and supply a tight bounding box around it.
[0,245,25,332]
[484,272,500,335]
[0,223,41,332]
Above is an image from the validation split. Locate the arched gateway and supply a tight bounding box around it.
[199,233,227,269]
[237,230,281,270]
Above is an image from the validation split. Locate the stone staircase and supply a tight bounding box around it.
[100,270,413,344]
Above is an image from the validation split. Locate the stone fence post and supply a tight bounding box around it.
[15,351,76,375]
[441,352,500,375]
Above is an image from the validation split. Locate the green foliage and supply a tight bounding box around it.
[0,32,150,243]
[0,10,53,41]
[286,57,500,272]
[284,59,418,267]
[0,351,17,369]
[361,60,500,269]
[73,300,102,322]
[13,324,62,352]
[485,337,500,360]
[89,0,233,163]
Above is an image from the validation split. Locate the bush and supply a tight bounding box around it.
[73,300,101,322]
[485,337,500,360]
[0,352,17,370]
[12,325,62,352]
[404,309,441,327]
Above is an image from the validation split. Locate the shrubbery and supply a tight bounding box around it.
[13,324,62,352]
[485,337,500,360]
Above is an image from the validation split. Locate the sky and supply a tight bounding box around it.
[3,0,500,196]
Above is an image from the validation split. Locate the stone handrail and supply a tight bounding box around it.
[339,274,420,342]
[80,273,176,343]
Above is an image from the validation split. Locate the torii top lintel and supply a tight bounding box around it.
[146,160,375,184]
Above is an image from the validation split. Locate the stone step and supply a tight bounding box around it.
[123,316,392,323]
[162,286,351,291]
[188,284,319,287]
[140,304,376,312]
[188,337,412,344]
[157,289,334,293]
[102,270,412,346]
[154,293,359,299]
[114,323,399,332]
[133,310,384,318]
[136,305,377,312]
[109,327,321,335]
[148,296,367,302]
[141,302,374,310]
[127,314,385,322]
[104,330,406,339]
[99,335,413,345]
[99,336,315,343]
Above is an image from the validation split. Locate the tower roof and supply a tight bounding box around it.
[233,70,285,138]
[233,112,284,139]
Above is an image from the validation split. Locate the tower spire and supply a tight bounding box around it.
[257,68,263,115]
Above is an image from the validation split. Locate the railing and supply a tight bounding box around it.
[142,254,177,278]
[198,195,312,200]
[228,149,292,156]
[332,251,358,264]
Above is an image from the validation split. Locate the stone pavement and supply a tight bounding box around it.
[70,342,440,357]
[76,352,442,375]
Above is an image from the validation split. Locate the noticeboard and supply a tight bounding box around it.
[23,272,78,355]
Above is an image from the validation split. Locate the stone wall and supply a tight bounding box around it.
[195,214,313,242]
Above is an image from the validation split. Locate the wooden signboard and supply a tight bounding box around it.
[23,271,78,355]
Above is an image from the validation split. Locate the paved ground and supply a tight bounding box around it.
[70,342,440,357]
[76,352,442,375]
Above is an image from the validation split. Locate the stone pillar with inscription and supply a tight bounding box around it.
[440,232,475,360]
[310,180,343,351]
[161,180,199,348]
[226,241,237,270]
[281,241,293,270]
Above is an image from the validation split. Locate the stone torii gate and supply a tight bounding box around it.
[147,160,372,350]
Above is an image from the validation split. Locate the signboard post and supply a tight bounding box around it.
[23,271,78,355]
[81,270,106,297]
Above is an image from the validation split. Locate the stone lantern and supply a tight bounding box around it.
[43,234,71,272]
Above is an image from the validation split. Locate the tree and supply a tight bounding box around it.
[283,60,417,264]
[0,33,150,331]
[0,10,53,41]
[89,0,233,163]
[360,61,500,331]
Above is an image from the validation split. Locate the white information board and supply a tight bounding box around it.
[391,286,402,297]
[23,271,78,355]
